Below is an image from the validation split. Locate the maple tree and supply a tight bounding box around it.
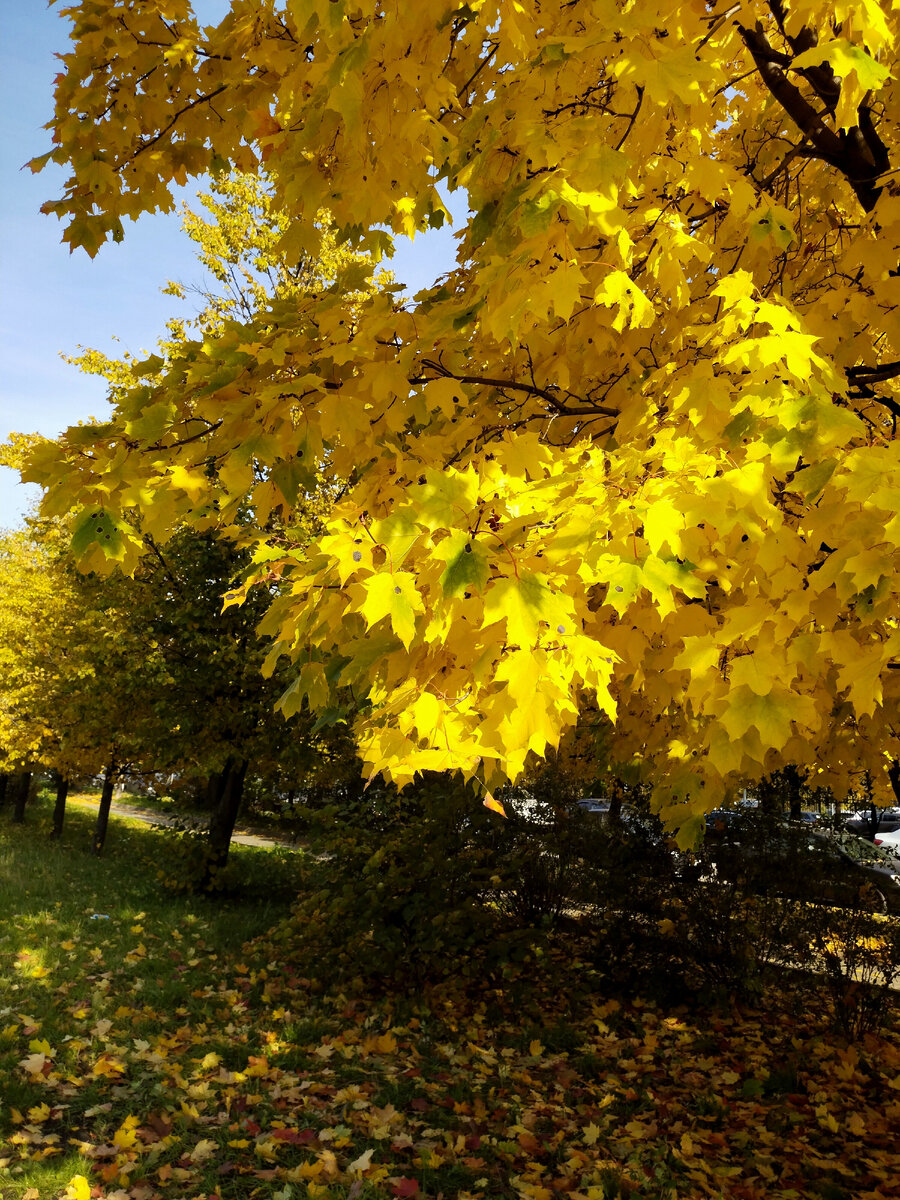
[20,0,900,835]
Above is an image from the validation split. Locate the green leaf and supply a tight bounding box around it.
[415,468,479,530]
[71,507,128,562]
[673,814,705,852]
[748,205,795,251]
[124,400,176,443]
[792,38,892,93]
[597,558,642,615]
[720,685,817,751]
[272,458,315,505]
[436,531,491,597]
[792,458,836,501]
[471,200,500,246]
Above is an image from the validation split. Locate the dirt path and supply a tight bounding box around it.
[66,796,298,850]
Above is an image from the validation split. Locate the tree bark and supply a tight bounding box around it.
[889,761,900,805]
[205,770,224,810]
[51,772,70,840]
[832,795,842,831]
[92,765,116,855]
[867,802,882,842]
[607,783,623,825]
[203,756,248,886]
[12,772,33,823]
[785,765,802,820]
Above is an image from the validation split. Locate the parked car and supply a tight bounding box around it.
[873,826,900,858]
[577,797,611,816]
[702,812,900,913]
[843,807,900,836]
[705,808,740,836]
[790,810,823,826]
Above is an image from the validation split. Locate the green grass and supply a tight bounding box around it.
[0,793,305,1199]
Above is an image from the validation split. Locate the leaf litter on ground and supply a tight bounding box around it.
[1,804,900,1200]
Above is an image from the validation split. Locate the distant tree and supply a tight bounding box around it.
[0,518,175,845]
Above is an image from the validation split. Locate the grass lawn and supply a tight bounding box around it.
[1,795,900,1200]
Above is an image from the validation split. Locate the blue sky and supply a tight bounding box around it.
[0,1,459,529]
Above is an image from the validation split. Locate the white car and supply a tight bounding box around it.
[874,826,900,862]
[845,807,900,835]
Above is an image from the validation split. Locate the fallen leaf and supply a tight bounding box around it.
[390,1178,421,1198]
[65,1176,91,1200]
[349,1147,375,1172]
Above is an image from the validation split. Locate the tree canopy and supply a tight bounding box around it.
[19,0,900,836]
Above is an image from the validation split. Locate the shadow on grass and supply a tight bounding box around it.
[0,796,305,1052]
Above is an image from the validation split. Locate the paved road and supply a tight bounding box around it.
[66,796,297,850]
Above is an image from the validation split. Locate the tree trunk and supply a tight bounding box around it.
[868,802,881,842]
[607,785,623,825]
[785,765,802,820]
[203,757,248,887]
[0,773,8,809]
[50,772,70,840]
[757,774,780,815]
[861,772,878,841]
[205,770,224,810]
[92,765,116,855]
[12,771,33,823]
[890,760,900,804]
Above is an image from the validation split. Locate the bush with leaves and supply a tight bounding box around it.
[588,809,900,1030]
[151,817,241,895]
[799,900,900,1037]
[275,773,559,987]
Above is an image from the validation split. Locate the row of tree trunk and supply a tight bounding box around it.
[1,758,248,879]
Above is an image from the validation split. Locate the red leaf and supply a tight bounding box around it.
[390,1179,421,1198]
[271,1128,316,1144]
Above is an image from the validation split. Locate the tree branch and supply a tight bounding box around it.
[416,361,620,419]
[737,21,886,211]
[116,85,229,172]
[847,360,900,384]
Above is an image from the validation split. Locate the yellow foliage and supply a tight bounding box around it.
[14,0,900,829]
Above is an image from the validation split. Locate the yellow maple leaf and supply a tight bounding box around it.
[189,1138,218,1162]
[357,571,423,651]
[66,1177,91,1200]
[846,1112,866,1137]
[594,270,654,331]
